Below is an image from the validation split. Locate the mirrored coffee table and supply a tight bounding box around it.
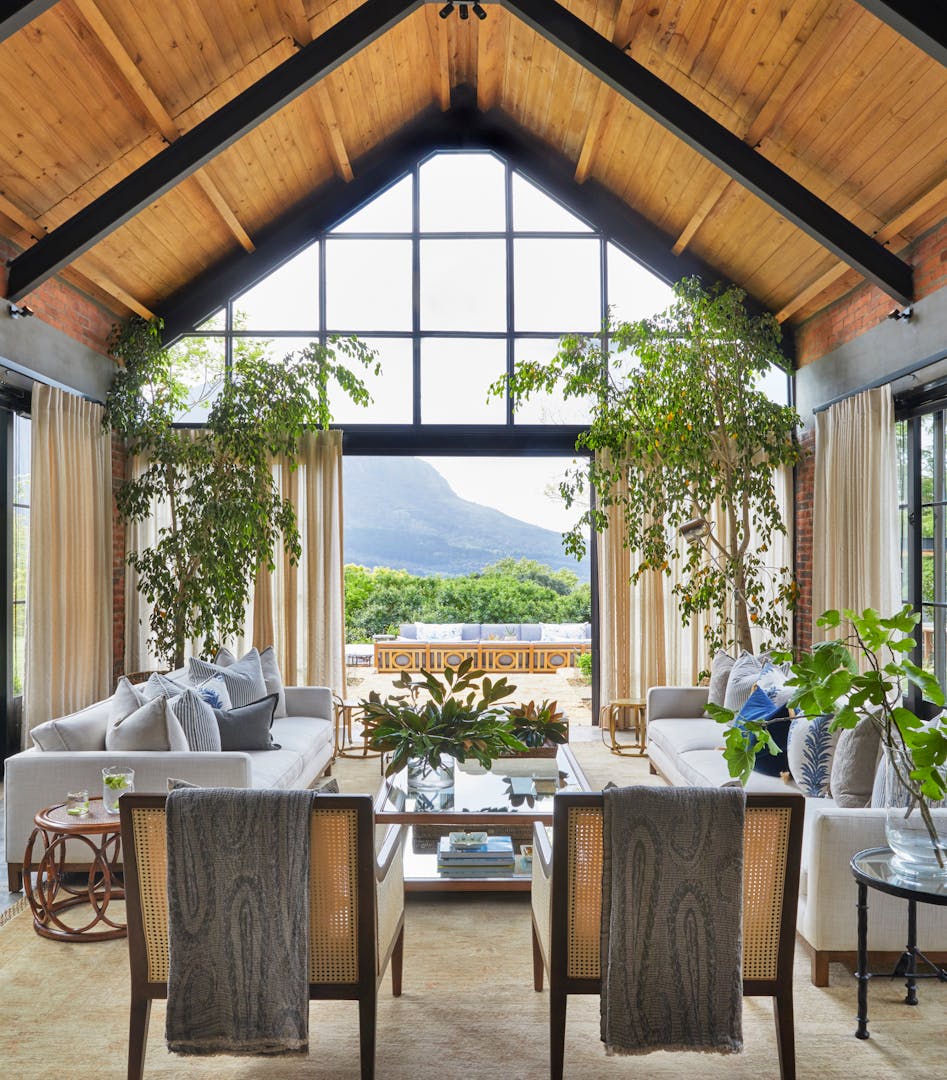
[374,745,590,891]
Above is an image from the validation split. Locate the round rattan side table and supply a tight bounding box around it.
[22,796,126,942]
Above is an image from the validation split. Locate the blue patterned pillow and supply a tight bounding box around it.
[193,674,232,712]
[787,714,839,798]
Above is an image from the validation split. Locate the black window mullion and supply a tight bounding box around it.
[1,410,15,758]
[505,159,515,426]
[412,162,421,426]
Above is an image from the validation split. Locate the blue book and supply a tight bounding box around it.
[438,835,514,862]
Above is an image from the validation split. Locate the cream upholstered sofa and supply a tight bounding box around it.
[4,683,334,892]
[646,685,947,986]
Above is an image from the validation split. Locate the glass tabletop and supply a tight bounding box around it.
[851,846,947,904]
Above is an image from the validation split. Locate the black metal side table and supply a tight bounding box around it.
[850,846,947,1039]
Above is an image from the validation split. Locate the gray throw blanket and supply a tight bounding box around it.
[165,787,314,1055]
[600,785,745,1056]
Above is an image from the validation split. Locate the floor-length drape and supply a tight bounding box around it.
[812,386,900,638]
[24,384,112,745]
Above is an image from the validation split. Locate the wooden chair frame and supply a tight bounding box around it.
[120,793,405,1080]
[531,791,805,1080]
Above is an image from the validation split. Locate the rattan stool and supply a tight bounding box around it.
[599,699,647,757]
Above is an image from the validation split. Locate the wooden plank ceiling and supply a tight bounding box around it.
[0,0,945,329]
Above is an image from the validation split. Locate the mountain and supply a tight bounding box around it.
[343,457,588,580]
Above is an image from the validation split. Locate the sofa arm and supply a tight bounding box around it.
[4,749,253,870]
[284,685,333,720]
[646,686,709,724]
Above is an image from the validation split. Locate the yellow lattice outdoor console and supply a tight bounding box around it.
[120,794,405,1080]
[374,640,590,673]
[530,792,805,1080]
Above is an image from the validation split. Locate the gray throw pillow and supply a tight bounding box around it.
[830,715,882,807]
[111,677,145,723]
[213,693,281,751]
[722,651,766,714]
[705,651,736,712]
[106,696,190,752]
[169,688,222,752]
[217,645,286,719]
[311,776,340,794]
[141,671,189,702]
[190,650,267,708]
[167,776,198,791]
[30,698,112,751]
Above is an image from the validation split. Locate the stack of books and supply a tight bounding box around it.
[436,833,515,876]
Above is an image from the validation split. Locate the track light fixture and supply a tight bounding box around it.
[886,305,913,322]
[439,0,487,19]
[472,2,487,18]
[459,3,468,18]
[8,303,34,319]
[438,1,454,17]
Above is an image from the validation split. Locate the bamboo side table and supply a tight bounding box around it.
[22,797,126,942]
[333,695,383,762]
[599,699,647,757]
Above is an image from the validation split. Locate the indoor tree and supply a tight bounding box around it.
[106,316,379,667]
[496,277,800,656]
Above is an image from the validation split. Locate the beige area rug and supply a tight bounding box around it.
[2,744,943,1079]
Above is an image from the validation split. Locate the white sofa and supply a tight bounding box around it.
[4,685,335,892]
[647,685,947,986]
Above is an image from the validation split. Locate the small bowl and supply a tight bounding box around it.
[520,843,533,862]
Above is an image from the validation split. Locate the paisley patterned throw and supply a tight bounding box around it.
[600,785,745,1056]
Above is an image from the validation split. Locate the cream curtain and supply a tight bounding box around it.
[125,429,345,695]
[24,384,112,745]
[812,386,900,638]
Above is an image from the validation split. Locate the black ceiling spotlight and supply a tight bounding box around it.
[8,303,34,319]
[459,3,469,19]
[887,305,914,322]
[472,3,487,19]
[438,2,454,17]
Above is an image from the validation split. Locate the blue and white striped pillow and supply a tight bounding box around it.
[169,688,222,752]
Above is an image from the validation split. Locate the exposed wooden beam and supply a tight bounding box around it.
[68,0,255,253]
[854,0,947,68]
[6,0,422,302]
[279,0,312,47]
[0,0,58,44]
[475,4,503,112]
[777,172,947,322]
[430,7,452,112]
[501,0,913,304]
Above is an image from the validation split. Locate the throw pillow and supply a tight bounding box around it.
[416,622,462,641]
[105,696,189,752]
[734,687,791,777]
[30,698,112,752]
[169,688,222,752]
[311,776,340,794]
[190,649,267,708]
[192,674,232,712]
[217,645,286,719]
[167,777,198,791]
[756,661,794,709]
[141,671,190,702]
[722,651,767,714]
[539,622,585,642]
[110,677,145,723]
[213,693,281,751]
[830,715,882,807]
[705,651,736,710]
[787,714,839,798]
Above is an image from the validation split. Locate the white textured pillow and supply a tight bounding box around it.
[105,697,189,752]
[31,698,112,752]
[217,645,286,718]
[110,677,145,723]
[722,652,767,714]
[190,649,266,708]
[416,622,462,641]
[539,623,585,642]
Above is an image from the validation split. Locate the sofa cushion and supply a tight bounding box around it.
[217,645,286,719]
[170,688,222,752]
[647,718,724,758]
[415,622,463,641]
[539,622,585,642]
[788,714,839,798]
[191,649,267,708]
[705,651,736,712]
[722,651,767,714]
[213,693,280,751]
[30,697,113,752]
[106,697,189,752]
[519,623,542,642]
[830,715,882,808]
[675,749,796,793]
[481,623,520,641]
[248,715,334,787]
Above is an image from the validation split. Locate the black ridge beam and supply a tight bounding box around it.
[501,0,914,305]
[5,0,421,302]
[854,1,947,68]
[0,1,59,44]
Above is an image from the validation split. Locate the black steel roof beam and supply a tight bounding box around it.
[0,1,59,44]
[854,1,947,68]
[501,0,913,304]
[4,0,421,302]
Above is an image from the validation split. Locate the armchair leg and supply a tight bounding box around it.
[127,995,152,1080]
[358,993,377,1080]
[531,921,544,991]
[390,922,405,997]
[7,863,22,892]
[773,988,796,1080]
[550,988,567,1080]
[810,950,830,987]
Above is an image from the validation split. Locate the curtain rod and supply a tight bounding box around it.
[812,346,947,415]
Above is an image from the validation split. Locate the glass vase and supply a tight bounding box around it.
[883,748,947,878]
[407,756,454,792]
[102,766,135,815]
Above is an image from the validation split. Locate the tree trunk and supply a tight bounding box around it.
[732,562,754,654]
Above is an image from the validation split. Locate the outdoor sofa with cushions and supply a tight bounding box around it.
[646,675,947,986]
[4,648,335,891]
[374,622,592,673]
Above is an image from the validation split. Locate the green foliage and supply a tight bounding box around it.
[106,316,379,665]
[494,277,800,657]
[506,699,569,748]
[361,659,526,775]
[709,605,947,866]
[576,649,593,681]
[343,560,591,640]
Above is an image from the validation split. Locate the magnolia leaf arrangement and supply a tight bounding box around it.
[505,699,569,748]
[708,606,947,865]
[494,277,800,657]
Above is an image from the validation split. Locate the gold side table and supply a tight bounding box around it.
[600,699,647,757]
[333,695,383,761]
